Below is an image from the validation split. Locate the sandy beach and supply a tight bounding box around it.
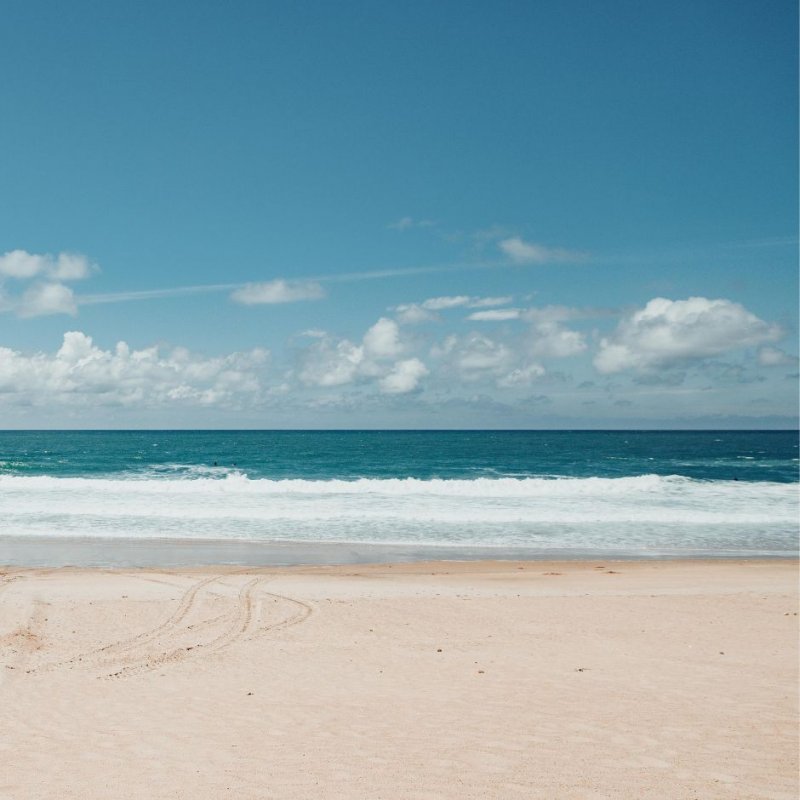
[0,559,797,799]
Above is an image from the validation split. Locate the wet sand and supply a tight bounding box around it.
[1,559,797,799]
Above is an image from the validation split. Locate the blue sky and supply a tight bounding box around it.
[0,0,796,428]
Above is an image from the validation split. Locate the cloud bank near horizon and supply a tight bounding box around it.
[0,294,792,425]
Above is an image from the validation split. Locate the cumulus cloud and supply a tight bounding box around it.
[0,250,95,318]
[297,317,417,390]
[529,322,587,359]
[594,297,782,374]
[431,333,515,381]
[498,237,584,265]
[298,337,365,387]
[758,346,797,367]
[482,305,586,359]
[430,331,553,390]
[17,283,78,318]
[394,304,438,325]
[231,279,325,305]
[497,363,546,387]
[455,334,513,374]
[48,253,94,281]
[0,250,94,281]
[363,317,403,358]
[379,358,428,394]
[0,332,269,408]
[0,251,43,280]
[420,301,591,387]
[464,304,590,359]
[392,297,468,325]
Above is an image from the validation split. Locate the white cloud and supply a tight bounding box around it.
[379,358,428,394]
[295,315,429,394]
[298,338,364,387]
[298,317,412,394]
[498,237,583,265]
[0,251,94,317]
[0,332,269,408]
[421,295,471,311]
[431,333,514,381]
[457,335,513,373]
[0,250,93,281]
[394,295,513,324]
[363,317,403,358]
[523,305,582,324]
[421,295,512,311]
[17,283,78,318]
[469,296,513,308]
[392,296,469,325]
[0,251,45,279]
[230,279,325,305]
[529,321,587,359]
[394,304,438,325]
[468,309,521,321]
[758,346,797,367]
[298,317,406,388]
[497,363,546,387]
[594,297,782,374]
[48,253,93,281]
[466,305,585,359]
[430,334,458,359]
[387,217,435,231]
[429,330,555,388]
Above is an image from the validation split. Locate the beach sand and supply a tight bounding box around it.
[0,560,797,799]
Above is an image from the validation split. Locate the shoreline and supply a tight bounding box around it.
[1,533,796,568]
[3,556,799,574]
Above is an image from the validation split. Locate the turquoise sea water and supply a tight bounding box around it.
[0,430,797,561]
[0,430,797,482]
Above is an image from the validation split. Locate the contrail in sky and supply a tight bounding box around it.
[65,234,793,308]
[75,260,510,306]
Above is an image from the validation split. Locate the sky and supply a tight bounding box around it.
[0,0,797,428]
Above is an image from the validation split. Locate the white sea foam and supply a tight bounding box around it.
[0,474,796,553]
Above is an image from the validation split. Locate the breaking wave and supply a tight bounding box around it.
[0,473,796,555]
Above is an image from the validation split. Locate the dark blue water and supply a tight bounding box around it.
[0,430,797,482]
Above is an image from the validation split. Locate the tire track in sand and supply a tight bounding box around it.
[251,589,314,637]
[28,573,225,675]
[102,576,268,679]
[101,579,316,679]
[22,573,314,680]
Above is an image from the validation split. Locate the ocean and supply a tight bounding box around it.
[0,430,797,565]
